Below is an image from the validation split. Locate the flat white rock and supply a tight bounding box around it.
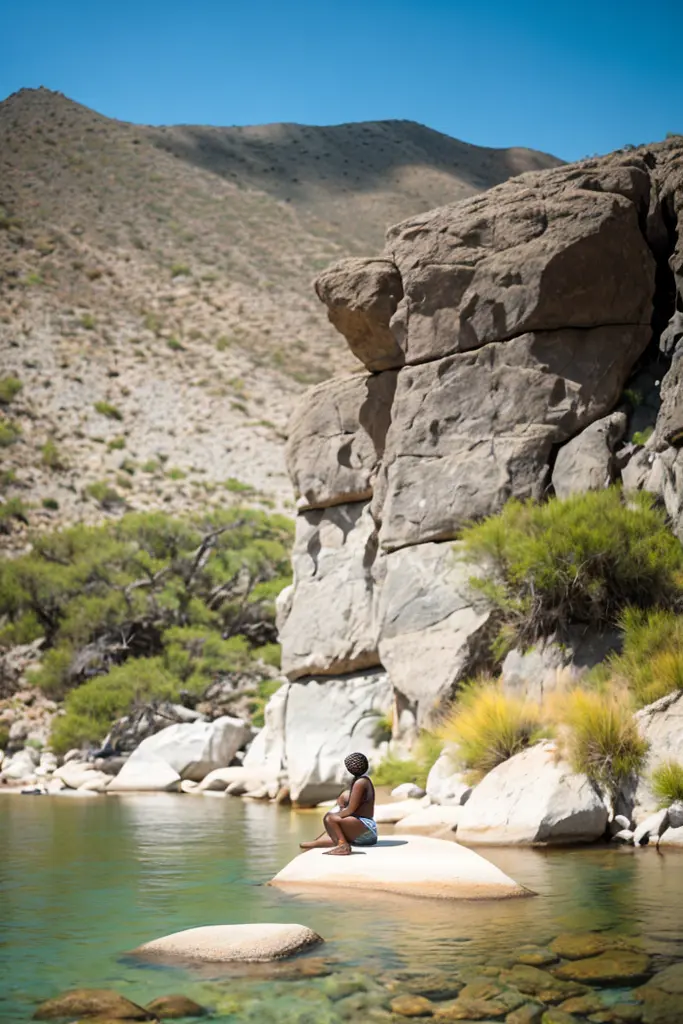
[107,752,180,793]
[133,923,322,962]
[270,835,531,900]
[399,805,462,832]
[375,797,429,824]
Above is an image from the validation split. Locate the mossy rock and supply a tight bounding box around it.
[542,1010,579,1024]
[634,987,683,1024]
[33,988,154,1020]
[322,973,371,1001]
[558,993,606,1015]
[588,1006,643,1023]
[500,965,587,1002]
[145,994,207,1018]
[640,963,683,995]
[550,933,637,960]
[402,974,464,1001]
[554,951,651,986]
[506,1005,545,1024]
[517,948,560,968]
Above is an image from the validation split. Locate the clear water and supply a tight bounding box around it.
[2,792,683,1022]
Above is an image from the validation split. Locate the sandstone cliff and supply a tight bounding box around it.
[276,136,683,784]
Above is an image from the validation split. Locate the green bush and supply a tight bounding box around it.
[248,679,284,729]
[224,477,253,493]
[462,489,683,655]
[107,436,126,451]
[85,481,123,508]
[555,687,648,797]
[606,607,683,706]
[632,426,654,447]
[438,681,545,781]
[373,732,443,790]
[42,498,59,511]
[651,760,683,807]
[0,421,21,447]
[170,263,191,277]
[0,377,22,404]
[0,497,28,530]
[0,725,9,750]
[166,337,185,352]
[41,439,67,470]
[80,313,96,330]
[93,401,123,421]
[0,509,293,744]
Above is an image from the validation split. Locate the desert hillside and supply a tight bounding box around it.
[0,87,561,549]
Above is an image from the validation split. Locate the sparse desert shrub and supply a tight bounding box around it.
[93,401,123,421]
[41,438,67,470]
[462,489,683,655]
[42,498,59,510]
[0,497,28,531]
[141,459,159,473]
[0,420,21,447]
[554,687,648,797]
[0,376,22,404]
[85,480,123,508]
[80,313,96,330]
[166,337,185,352]
[216,336,233,352]
[166,467,186,480]
[224,477,253,493]
[605,607,683,706]
[107,436,126,451]
[632,426,654,446]
[170,263,191,277]
[651,760,683,807]
[438,681,545,781]
[373,732,443,790]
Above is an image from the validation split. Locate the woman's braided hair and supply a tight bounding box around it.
[344,752,369,777]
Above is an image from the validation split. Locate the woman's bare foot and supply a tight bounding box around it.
[299,836,335,850]
[323,842,352,856]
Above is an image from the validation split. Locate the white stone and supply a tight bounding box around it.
[129,715,252,782]
[659,825,683,846]
[399,805,463,833]
[633,808,670,846]
[270,835,532,900]
[611,829,634,844]
[133,923,322,962]
[633,692,683,814]
[107,752,181,792]
[668,801,683,829]
[284,669,392,805]
[426,748,472,806]
[46,778,66,794]
[78,772,111,793]
[63,748,83,763]
[375,797,430,824]
[35,752,58,778]
[457,742,608,845]
[53,762,104,790]
[391,783,426,800]
[0,749,39,781]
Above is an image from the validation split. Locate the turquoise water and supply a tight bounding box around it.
[2,793,683,1022]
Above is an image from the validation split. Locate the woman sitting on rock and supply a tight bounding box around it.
[300,752,378,856]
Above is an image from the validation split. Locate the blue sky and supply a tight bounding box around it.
[3,0,682,161]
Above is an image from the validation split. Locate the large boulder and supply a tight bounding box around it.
[242,682,288,782]
[133,923,322,963]
[278,502,380,679]
[319,162,654,370]
[118,715,252,783]
[372,541,492,727]
[284,668,392,805]
[314,257,404,371]
[270,835,532,899]
[426,748,472,807]
[632,691,683,816]
[373,326,650,550]
[107,751,181,793]
[285,371,397,509]
[33,988,154,1020]
[552,411,628,499]
[457,742,608,845]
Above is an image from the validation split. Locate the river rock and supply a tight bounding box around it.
[633,809,670,846]
[390,993,435,1017]
[270,834,532,899]
[457,742,608,845]
[398,805,462,833]
[554,950,651,985]
[278,502,380,680]
[631,692,683,815]
[550,934,634,960]
[391,782,426,800]
[426,749,472,806]
[284,668,392,805]
[373,540,492,725]
[123,715,251,782]
[552,411,628,499]
[374,797,430,824]
[107,751,181,793]
[285,370,397,509]
[0,747,38,782]
[374,326,649,550]
[33,988,154,1020]
[642,963,683,995]
[133,923,322,963]
[314,257,404,371]
[145,994,208,1018]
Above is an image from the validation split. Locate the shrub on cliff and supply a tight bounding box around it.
[606,607,683,706]
[462,489,683,655]
[0,508,293,749]
[438,681,546,781]
[553,687,648,798]
[373,732,443,790]
[651,760,683,807]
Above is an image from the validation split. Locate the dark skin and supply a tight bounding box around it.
[299,776,375,856]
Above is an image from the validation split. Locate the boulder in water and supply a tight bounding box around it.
[133,923,323,963]
[33,988,154,1020]
[145,994,208,1018]
[269,835,532,900]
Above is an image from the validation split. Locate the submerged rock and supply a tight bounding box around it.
[133,923,323,963]
[33,988,154,1020]
[390,993,435,1017]
[145,994,208,1018]
[269,834,532,900]
[554,950,651,985]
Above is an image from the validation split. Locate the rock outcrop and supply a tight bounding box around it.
[278,139,683,745]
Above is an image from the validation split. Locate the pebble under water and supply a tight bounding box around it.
[2,793,683,1022]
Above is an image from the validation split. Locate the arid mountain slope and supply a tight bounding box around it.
[0,88,561,548]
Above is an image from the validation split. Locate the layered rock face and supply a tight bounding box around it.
[277,139,683,747]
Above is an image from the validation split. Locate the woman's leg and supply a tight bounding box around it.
[322,813,367,856]
[299,829,335,850]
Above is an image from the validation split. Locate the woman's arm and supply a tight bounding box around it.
[338,778,365,818]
